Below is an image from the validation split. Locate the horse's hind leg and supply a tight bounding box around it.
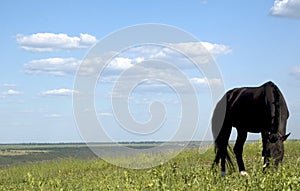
[219,124,232,177]
[234,129,248,176]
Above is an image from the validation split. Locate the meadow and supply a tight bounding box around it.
[0,141,299,190]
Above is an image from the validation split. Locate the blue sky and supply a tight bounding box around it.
[1,0,300,143]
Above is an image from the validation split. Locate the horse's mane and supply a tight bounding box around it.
[272,83,280,134]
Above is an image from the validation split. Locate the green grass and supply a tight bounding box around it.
[0,141,299,190]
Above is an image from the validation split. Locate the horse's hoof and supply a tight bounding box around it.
[263,163,268,168]
[240,171,249,176]
[221,171,226,177]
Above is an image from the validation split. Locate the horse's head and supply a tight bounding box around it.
[266,132,290,164]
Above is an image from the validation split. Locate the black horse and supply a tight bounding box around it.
[212,81,290,176]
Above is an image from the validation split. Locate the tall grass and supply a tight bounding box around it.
[0,141,299,190]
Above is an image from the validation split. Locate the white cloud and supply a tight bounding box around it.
[190,77,222,88]
[24,57,80,76]
[190,77,208,85]
[106,56,145,71]
[0,89,23,98]
[41,88,78,96]
[98,42,229,96]
[2,89,23,96]
[167,42,232,57]
[22,56,134,77]
[270,0,300,18]
[108,57,134,70]
[97,112,113,117]
[22,52,120,77]
[78,33,97,46]
[2,83,17,87]
[101,42,231,81]
[129,42,231,59]
[22,41,230,77]
[45,114,63,118]
[201,42,232,56]
[16,33,97,52]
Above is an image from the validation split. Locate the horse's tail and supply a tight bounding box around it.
[211,93,235,172]
[212,129,235,172]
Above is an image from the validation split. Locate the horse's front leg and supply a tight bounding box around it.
[261,132,270,170]
[234,129,249,176]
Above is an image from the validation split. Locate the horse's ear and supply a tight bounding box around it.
[281,132,291,141]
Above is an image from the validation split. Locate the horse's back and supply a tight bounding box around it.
[225,82,275,132]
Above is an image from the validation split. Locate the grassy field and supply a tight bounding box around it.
[0,141,299,190]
